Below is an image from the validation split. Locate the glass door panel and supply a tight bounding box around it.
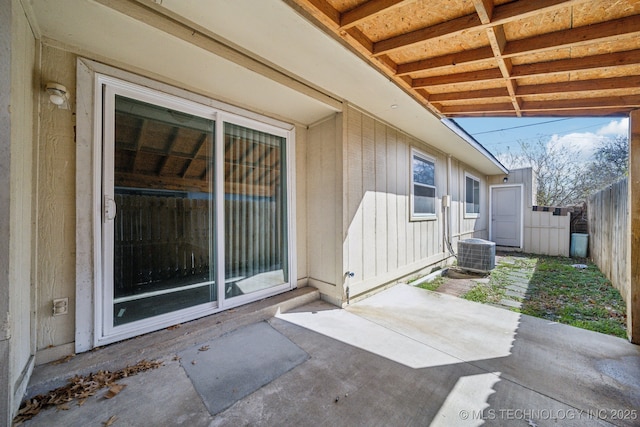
[223,123,288,298]
[111,95,216,325]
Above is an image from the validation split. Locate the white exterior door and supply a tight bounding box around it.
[491,185,523,247]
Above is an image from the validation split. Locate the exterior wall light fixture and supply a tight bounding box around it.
[45,82,69,108]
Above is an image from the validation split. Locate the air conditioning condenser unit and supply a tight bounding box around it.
[457,238,496,273]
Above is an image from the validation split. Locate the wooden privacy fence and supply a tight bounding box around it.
[114,193,282,297]
[588,178,629,300]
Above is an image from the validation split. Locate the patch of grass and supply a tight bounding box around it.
[519,256,627,338]
[462,254,627,339]
[417,276,445,291]
[460,259,522,304]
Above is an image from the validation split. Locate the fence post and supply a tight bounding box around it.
[629,110,640,344]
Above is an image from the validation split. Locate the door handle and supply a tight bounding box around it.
[104,196,117,222]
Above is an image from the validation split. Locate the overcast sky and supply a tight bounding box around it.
[455,116,630,162]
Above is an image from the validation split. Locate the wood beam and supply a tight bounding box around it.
[372,0,592,56]
[492,0,590,23]
[511,49,640,78]
[299,0,340,25]
[521,94,640,111]
[439,102,515,114]
[472,0,494,24]
[484,24,521,115]
[412,68,503,88]
[504,14,640,58]
[398,15,640,75]
[518,108,634,117]
[396,46,494,76]
[629,109,640,343]
[447,108,631,118]
[517,76,640,97]
[340,0,410,29]
[429,87,510,102]
[373,13,481,56]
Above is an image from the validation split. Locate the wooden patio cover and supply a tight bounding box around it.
[287,0,640,118]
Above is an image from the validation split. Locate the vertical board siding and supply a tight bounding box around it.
[386,128,399,271]
[374,121,388,275]
[588,179,629,302]
[347,109,364,281]
[396,133,408,267]
[307,117,338,286]
[362,114,376,280]
[344,107,447,297]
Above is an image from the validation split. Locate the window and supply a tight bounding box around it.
[411,150,436,218]
[465,173,480,216]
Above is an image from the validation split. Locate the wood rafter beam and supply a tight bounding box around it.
[448,108,631,118]
[412,48,640,91]
[340,0,411,29]
[484,23,521,115]
[372,0,593,56]
[511,49,640,78]
[440,93,640,115]
[429,75,640,103]
[396,46,493,76]
[438,102,515,115]
[504,14,640,57]
[521,94,640,111]
[517,76,640,97]
[429,87,510,102]
[412,68,503,88]
[471,0,494,24]
[396,18,640,79]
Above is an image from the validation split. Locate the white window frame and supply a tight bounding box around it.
[75,59,296,350]
[464,172,481,219]
[410,148,437,221]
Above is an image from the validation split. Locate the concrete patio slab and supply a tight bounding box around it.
[19,284,640,426]
[178,321,308,415]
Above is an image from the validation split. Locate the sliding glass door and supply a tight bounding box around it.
[108,94,217,326]
[223,123,288,300]
[99,77,293,342]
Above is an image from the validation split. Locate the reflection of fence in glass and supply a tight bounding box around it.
[225,196,282,283]
[114,193,212,298]
[224,122,286,295]
[113,193,282,298]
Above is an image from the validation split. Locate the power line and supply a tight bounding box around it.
[470,118,574,135]
[479,120,616,148]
